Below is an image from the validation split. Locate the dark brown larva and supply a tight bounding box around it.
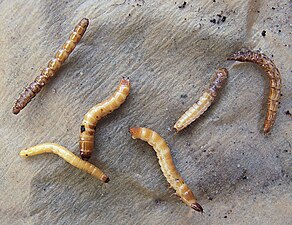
[12,18,89,114]
[227,49,282,134]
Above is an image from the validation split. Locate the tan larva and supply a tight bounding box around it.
[130,127,203,212]
[19,143,109,182]
[80,78,130,160]
[174,68,228,132]
[227,49,282,134]
[13,18,89,115]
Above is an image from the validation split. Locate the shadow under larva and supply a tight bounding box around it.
[12,18,89,115]
[130,127,203,213]
[227,49,282,135]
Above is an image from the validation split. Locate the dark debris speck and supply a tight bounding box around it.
[285,110,291,116]
[262,30,266,36]
[210,19,216,24]
[178,1,187,9]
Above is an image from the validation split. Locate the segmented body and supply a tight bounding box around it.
[227,49,282,134]
[174,68,228,132]
[13,18,89,114]
[130,127,203,212]
[80,78,130,160]
[19,143,109,182]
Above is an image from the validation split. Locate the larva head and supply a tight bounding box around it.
[120,77,130,86]
[217,68,228,80]
[19,149,31,157]
[227,49,252,61]
[80,18,89,28]
[129,127,142,139]
[191,202,204,213]
[80,151,91,161]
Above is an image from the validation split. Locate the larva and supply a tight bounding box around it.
[227,49,282,134]
[19,143,109,182]
[13,18,89,114]
[174,68,228,132]
[80,78,130,160]
[130,127,203,212]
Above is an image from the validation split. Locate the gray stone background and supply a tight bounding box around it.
[0,0,291,224]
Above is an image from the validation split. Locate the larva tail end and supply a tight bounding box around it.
[12,107,20,115]
[191,202,204,213]
[263,127,271,135]
[129,127,141,137]
[173,125,181,133]
[80,152,90,161]
[217,68,229,78]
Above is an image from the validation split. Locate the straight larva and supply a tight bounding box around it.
[227,49,282,134]
[80,78,130,160]
[130,127,203,212]
[19,143,109,182]
[174,68,228,132]
[13,18,89,114]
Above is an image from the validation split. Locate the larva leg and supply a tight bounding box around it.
[130,127,203,212]
[174,68,228,132]
[80,78,130,160]
[19,143,109,183]
[227,49,282,134]
[13,18,89,114]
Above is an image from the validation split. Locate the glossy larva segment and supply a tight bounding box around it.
[174,68,228,132]
[227,49,282,134]
[80,78,130,160]
[12,18,89,115]
[19,143,109,182]
[130,127,203,212]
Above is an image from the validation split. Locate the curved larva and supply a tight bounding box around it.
[227,49,282,134]
[80,78,130,160]
[174,68,228,132]
[13,18,89,115]
[19,143,109,182]
[129,127,203,212]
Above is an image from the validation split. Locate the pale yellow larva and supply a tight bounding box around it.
[174,68,228,132]
[19,143,109,182]
[130,127,203,212]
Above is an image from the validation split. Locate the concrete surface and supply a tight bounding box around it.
[0,0,291,224]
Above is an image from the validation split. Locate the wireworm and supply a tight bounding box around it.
[13,18,89,114]
[130,127,203,212]
[228,49,282,134]
[19,143,109,182]
[80,78,130,160]
[174,68,228,132]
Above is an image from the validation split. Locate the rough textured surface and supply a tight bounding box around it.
[0,0,291,224]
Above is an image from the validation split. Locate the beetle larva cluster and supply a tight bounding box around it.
[15,17,283,215]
